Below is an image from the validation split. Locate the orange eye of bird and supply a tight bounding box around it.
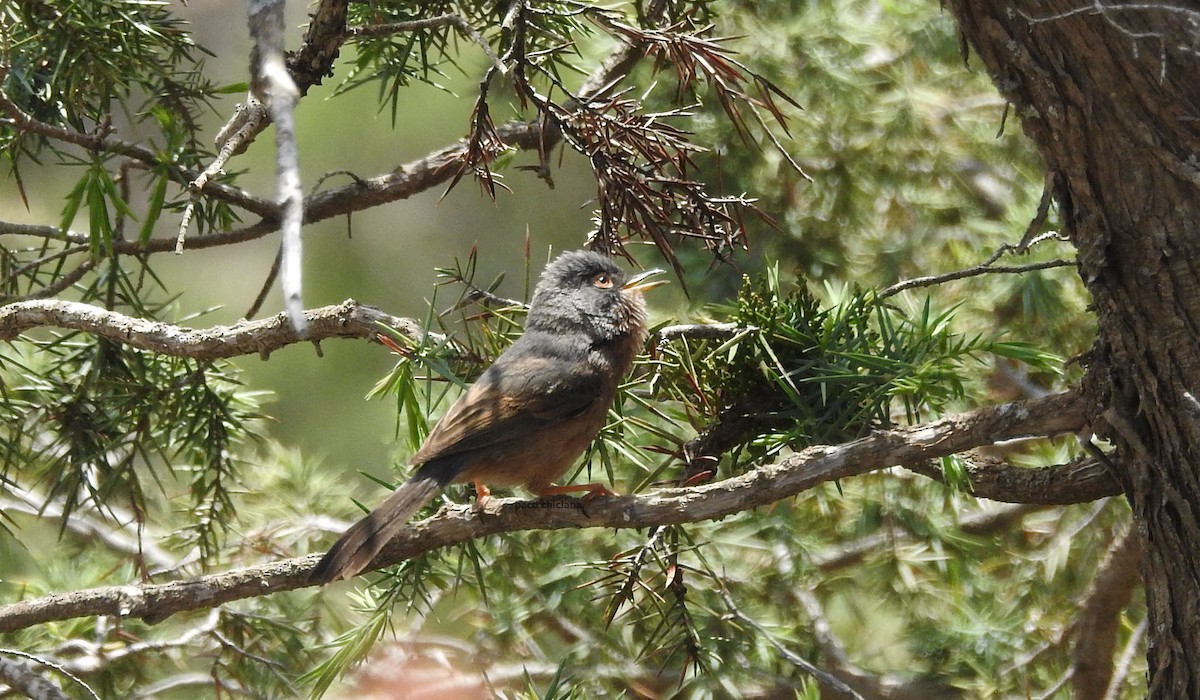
[591,273,614,289]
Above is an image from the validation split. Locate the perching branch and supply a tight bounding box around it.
[0,391,1086,633]
[0,299,429,360]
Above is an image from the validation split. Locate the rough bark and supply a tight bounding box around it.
[944,2,1200,696]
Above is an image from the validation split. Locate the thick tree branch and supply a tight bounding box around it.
[904,452,1122,504]
[1072,528,1143,698]
[0,391,1086,633]
[285,0,351,94]
[0,299,428,359]
[945,3,1200,691]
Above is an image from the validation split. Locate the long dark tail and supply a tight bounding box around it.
[309,470,448,583]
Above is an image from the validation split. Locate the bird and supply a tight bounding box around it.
[309,250,664,583]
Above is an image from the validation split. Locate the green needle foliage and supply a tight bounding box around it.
[0,334,264,563]
[652,268,1060,482]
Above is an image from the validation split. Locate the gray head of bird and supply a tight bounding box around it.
[525,250,666,341]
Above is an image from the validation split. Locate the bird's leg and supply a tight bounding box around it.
[473,480,493,504]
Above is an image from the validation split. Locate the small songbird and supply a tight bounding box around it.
[310,250,663,583]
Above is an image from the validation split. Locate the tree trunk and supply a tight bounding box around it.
[944,2,1200,696]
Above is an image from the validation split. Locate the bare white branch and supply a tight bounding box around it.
[0,299,434,360]
[248,0,307,335]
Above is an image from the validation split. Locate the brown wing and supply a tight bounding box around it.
[410,348,602,466]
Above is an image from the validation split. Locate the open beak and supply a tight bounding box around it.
[622,268,668,294]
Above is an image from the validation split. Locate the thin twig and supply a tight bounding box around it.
[130,673,250,700]
[0,74,274,219]
[602,525,669,626]
[1,28,653,264]
[655,322,747,344]
[178,99,270,254]
[2,485,177,572]
[879,252,1074,299]
[0,259,97,303]
[717,585,865,699]
[245,245,284,320]
[458,283,527,310]
[179,0,353,233]
[791,585,964,699]
[6,245,89,281]
[1018,171,1060,251]
[1102,617,1147,700]
[348,13,507,75]
[810,502,1043,571]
